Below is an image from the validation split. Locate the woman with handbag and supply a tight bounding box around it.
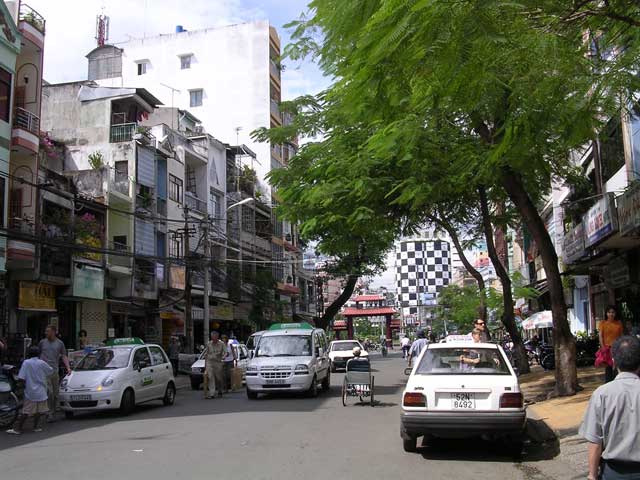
[598,306,624,383]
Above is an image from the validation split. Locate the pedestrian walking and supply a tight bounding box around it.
[599,305,625,383]
[77,330,88,350]
[168,336,180,376]
[203,331,226,398]
[38,325,71,422]
[579,336,640,480]
[7,346,53,435]
[221,334,236,393]
[407,330,429,367]
[470,318,491,342]
[401,335,411,359]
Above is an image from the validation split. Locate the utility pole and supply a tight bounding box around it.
[182,206,194,353]
[202,214,210,346]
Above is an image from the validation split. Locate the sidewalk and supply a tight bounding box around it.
[521,366,602,437]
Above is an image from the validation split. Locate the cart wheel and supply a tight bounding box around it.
[370,376,375,406]
[341,379,347,407]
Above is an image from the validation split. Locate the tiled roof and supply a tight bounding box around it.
[353,294,385,302]
[342,307,396,317]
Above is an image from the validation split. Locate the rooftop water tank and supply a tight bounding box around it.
[176,25,184,33]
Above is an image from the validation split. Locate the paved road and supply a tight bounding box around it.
[0,352,584,480]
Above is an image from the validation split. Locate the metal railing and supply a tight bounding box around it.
[19,3,45,33]
[109,241,132,269]
[185,192,207,214]
[110,123,136,143]
[14,107,39,134]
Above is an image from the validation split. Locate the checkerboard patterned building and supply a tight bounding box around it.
[396,239,452,321]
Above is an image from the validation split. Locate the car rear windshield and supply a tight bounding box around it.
[256,335,312,357]
[75,348,132,370]
[331,341,360,351]
[415,347,511,375]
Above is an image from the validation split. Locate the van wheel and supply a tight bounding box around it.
[190,377,201,390]
[321,372,330,391]
[403,437,417,453]
[120,389,135,416]
[307,376,318,398]
[246,389,259,400]
[163,382,176,406]
[64,411,74,419]
[330,362,336,373]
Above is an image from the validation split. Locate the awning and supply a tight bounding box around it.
[521,310,553,330]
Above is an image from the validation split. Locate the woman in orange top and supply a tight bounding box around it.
[599,305,624,382]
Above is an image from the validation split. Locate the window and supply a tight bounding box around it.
[169,231,183,258]
[0,68,11,122]
[180,54,192,70]
[210,189,222,219]
[169,174,183,203]
[149,346,168,365]
[416,348,511,376]
[0,178,5,227]
[189,89,203,107]
[137,62,148,75]
[132,347,151,369]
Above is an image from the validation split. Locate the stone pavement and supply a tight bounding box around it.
[521,366,605,478]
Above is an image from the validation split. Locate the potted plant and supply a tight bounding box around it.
[88,151,104,170]
[133,126,151,143]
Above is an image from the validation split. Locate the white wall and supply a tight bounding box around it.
[99,21,273,197]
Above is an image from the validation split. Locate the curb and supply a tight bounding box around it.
[526,409,581,443]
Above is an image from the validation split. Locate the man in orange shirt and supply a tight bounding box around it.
[599,305,624,383]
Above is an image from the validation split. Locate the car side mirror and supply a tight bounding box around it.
[137,361,148,372]
[404,367,412,376]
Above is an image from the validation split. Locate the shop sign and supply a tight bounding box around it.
[73,264,105,300]
[583,194,618,247]
[604,256,631,289]
[169,265,186,290]
[617,184,640,236]
[562,223,586,264]
[211,304,234,321]
[19,282,56,311]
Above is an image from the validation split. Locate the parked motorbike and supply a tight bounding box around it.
[0,365,22,428]
[538,344,555,371]
[524,340,539,366]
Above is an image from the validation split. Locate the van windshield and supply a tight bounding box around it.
[256,335,312,357]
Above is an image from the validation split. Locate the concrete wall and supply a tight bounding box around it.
[98,21,273,197]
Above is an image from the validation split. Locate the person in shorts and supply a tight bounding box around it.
[7,346,54,435]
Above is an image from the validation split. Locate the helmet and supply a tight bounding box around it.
[416,329,426,339]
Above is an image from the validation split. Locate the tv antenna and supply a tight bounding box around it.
[95,7,109,47]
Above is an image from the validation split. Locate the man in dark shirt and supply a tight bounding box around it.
[38,325,70,421]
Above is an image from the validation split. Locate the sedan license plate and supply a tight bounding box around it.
[265,379,286,385]
[451,392,475,409]
[70,394,92,401]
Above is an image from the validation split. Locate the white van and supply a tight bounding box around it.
[245,323,330,399]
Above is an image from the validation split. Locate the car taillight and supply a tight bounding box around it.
[500,392,523,408]
[403,392,426,407]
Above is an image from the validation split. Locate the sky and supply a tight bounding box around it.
[27,0,327,100]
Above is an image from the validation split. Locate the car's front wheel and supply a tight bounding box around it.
[120,388,135,416]
[163,382,176,406]
[307,376,318,398]
[246,389,258,400]
[321,371,330,391]
[330,361,336,373]
[403,437,417,453]
[190,376,201,390]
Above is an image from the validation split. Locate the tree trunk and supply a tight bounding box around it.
[501,170,577,396]
[317,274,359,330]
[429,214,487,321]
[478,187,530,374]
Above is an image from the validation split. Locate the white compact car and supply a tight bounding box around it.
[59,339,176,417]
[400,341,526,454]
[245,323,330,399]
[329,340,368,371]
[190,343,250,390]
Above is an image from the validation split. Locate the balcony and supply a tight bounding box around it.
[110,123,136,143]
[12,107,40,154]
[270,100,281,125]
[108,241,133,276]
[40,247,71,281]
[185,191,207,214]
[18,4,45,50]
[270,60,281,83]
[111,169,130,197]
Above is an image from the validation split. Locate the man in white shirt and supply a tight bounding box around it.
[407,330,429,367]
[401,335,411,359]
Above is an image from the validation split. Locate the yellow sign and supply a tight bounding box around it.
[211,304,234,321]
[19,282,56,311]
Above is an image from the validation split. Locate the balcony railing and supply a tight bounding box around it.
[112,170,130,196]
[270,100,280,122]
[185,192,207,214]
[270,60,280,81]
[19,3,45,33]
[40,246,71,278]
[14,107,39,134]
[109,241,132,269]
[110,123,136,143]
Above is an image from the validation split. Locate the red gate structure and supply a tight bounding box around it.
[338,294,398,346]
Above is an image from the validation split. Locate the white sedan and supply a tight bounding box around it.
[400,341,526,454]
[190,343,250,390]
[59,340,176,417]
[329,340,368,372]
